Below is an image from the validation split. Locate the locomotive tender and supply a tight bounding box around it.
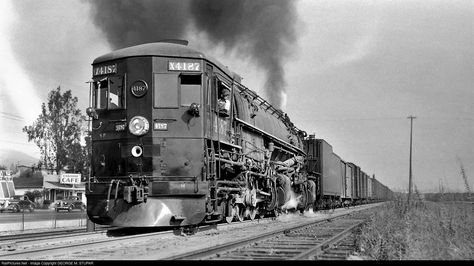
[85,40,393,228]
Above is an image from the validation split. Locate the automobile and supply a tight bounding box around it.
[55,196,86,212]
[0,195,35,213]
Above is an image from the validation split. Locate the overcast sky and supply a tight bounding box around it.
[0,0,472,193]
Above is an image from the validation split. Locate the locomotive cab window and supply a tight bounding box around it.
[93,78,107,109]
[217,81,231,117]
[180,74,201,106]
[92,76,124,110]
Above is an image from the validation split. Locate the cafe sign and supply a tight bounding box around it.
[60,173,82,184]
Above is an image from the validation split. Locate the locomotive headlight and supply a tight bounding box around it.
[129,116,150,136]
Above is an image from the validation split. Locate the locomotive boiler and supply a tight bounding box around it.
[85,40,315,227]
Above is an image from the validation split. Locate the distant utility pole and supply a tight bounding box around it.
[407,115,416,206]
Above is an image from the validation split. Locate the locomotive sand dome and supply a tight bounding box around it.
[85,40,314,227]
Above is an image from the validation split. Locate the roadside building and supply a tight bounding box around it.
[13,177,43,198]
[43,173,86,204]
[0,170,15,203]
[17,165,35,176]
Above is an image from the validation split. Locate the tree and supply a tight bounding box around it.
[25,189,44,202]
[23,86,89,174]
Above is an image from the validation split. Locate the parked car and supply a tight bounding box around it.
[55,196,86,212]
[0,195,35,213]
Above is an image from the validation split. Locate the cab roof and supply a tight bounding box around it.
[93,41,236,78]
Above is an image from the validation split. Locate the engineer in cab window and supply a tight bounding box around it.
[218,86,230,117]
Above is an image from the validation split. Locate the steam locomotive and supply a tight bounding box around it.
[85,40,393,227]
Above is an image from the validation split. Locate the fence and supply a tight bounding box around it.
[0,209,89,233]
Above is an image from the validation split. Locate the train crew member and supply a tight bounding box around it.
[218,86,230,117]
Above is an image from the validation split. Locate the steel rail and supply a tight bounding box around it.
[0,226,113,242]
[0,222,231,260]
[164,208,371,260]
[0,229,174,260]
[291,220,364,260]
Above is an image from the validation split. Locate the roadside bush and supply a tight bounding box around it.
[42,199,52,209]
[356,198,474,260]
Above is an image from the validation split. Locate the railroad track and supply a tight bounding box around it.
[0,203,380,260]
[164,211,370,260]
[0,228,175,260]
[0,225,113,242]
[0,223,227,260]
[316,231,360,260]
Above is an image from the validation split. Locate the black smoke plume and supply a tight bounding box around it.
[87,0,299,109]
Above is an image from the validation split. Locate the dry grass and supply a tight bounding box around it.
[356,197,474,260]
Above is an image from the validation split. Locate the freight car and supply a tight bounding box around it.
[85,41,392,228]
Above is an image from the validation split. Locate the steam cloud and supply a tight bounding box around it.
[87,0,298,109]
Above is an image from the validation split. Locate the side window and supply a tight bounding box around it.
[93,79,108,109]
[93,76,124,110]
[154,73,179,108]
[180,74,201,106]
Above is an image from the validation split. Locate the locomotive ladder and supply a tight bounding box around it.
[207,140,218,210]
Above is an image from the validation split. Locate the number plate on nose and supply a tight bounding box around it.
[154,122,168,131]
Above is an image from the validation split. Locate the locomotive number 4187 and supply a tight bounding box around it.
[168,61,200,71]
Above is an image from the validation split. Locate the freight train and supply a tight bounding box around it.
[85,40,393,228]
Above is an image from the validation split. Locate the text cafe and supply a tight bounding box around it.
[43,173,86,203]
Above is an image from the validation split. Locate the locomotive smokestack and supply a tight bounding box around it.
[86,0,299,109]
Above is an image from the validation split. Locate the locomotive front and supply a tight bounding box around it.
[86,42,208,227]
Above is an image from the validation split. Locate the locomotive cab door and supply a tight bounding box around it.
[207,76,234,143]
[205,71,239,216]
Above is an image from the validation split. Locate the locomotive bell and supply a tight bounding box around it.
[86,107,98,120]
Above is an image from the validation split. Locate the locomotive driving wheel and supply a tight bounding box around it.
[249,207,257,220]
[265,180,277,211]
[297,186,309,213]
[225,206,236,224]
[234,204,245,222]
[276,174,291,207]
[245,206,257,220]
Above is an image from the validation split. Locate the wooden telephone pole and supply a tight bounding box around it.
[407,115,416,206]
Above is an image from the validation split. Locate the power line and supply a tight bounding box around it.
[306,116,407,122]
[0,111,25,122]
[0,111,23,119]
[0,139,36,146]
[0,115,24,122]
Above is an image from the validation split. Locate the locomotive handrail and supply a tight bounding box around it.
[237,85,305,134]
[214,156,244,166]
[234,118,306,156]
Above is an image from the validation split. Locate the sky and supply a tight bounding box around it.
[0,0,472,193]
